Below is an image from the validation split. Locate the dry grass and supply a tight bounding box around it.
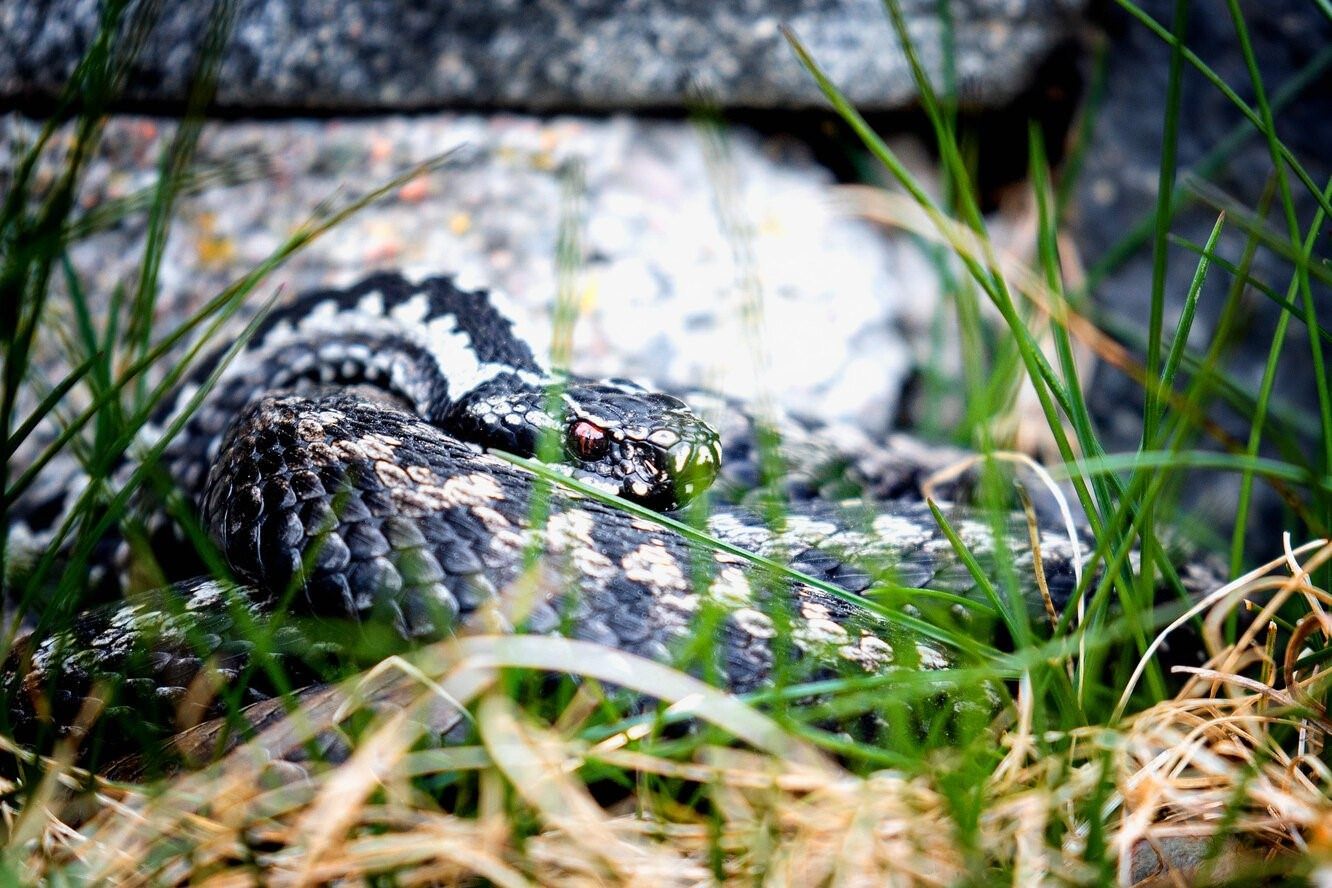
[1,539,1330,885]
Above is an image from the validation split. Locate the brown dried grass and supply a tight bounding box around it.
[6,540,1332,886]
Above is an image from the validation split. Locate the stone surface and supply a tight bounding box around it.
[0,0,1085,112]
[1129,835,1240,885]
[2,112,932,430]
[1072,0,1332,546]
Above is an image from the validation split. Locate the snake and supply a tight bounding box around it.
[1,272,1217,765]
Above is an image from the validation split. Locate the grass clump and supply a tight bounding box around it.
[9,545,1332,884]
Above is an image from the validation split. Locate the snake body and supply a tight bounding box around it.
[2,272,1214,759]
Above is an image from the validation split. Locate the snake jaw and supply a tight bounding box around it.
[591,423,721,511]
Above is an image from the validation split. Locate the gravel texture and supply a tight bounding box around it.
[1,0,1085,112]
[2,111,934,431]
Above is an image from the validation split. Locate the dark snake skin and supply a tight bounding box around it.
[1,272,1220,762]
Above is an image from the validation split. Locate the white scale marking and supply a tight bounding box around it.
[161,287,551,434]
[357,291,384,316]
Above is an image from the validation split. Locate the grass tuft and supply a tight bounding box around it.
[8,546,1332,883]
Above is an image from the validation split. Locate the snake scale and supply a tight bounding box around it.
[2,272,1216,764]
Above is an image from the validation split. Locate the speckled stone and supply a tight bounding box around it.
[1,111,934,430]
[0,0,1086,112]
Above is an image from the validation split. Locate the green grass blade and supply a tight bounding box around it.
[4,149,467,510]
[1068,450,1328,493]
[1224,0,1332,585]
[1141,0,1189,451]
[1229,177,1332,573]
[1112,0,1332,222]
[1084,43,1332,290]
[1157,213,1225,428]
[1,354,99,462]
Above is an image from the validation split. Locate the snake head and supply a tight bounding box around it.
[447,376,721,511]
[559,381,723,510]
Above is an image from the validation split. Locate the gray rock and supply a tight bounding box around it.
[2,111,929,430]
[1128,835,1240,885]
[0,0,1085,112]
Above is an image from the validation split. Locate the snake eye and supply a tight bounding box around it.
[569,420,609,461]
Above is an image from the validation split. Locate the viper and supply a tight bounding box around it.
[1,272,1213,762]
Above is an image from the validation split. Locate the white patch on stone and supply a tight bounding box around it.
[140,380,201,452]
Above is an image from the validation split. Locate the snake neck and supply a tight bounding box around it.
[146,274,557,497]
[148,272,719,513]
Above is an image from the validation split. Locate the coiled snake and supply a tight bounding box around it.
[2,272,1213,763]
